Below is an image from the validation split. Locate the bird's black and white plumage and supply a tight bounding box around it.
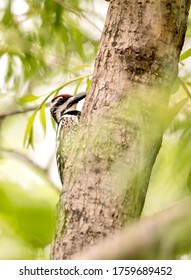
[50,92,86,183]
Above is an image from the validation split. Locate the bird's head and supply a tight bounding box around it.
[50,92,86,124]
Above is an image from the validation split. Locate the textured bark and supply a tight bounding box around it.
[72,197,191,260]
[51,0,191,259]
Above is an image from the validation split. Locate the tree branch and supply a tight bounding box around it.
[0,106,43,120]
[0,101,53,120]
[72,197,191,259]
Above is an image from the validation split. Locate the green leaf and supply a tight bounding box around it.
[18,95,40,104]
[70,64,90,73]
[178,77,191,100]
[180,48,191,62]
[44,74,92,102]
[23,111,37,147]
[74,77,84,96]
[28,127,34,149]
[51,115,56,131]
[53,90,59,99]
[86,77,92,91]
[39,103,46,134]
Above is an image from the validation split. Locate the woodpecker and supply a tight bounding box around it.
[50,92,86,183]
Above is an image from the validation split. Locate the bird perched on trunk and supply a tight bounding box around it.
[50,92,86,184]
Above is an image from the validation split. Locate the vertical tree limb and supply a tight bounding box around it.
[51,0,191,259]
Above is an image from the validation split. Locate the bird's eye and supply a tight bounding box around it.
[56,98,65,105]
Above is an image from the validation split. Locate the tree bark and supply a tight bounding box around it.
[51,0,191,259]
[72,197,191,260]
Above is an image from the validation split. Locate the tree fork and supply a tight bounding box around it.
[51,0,191,259]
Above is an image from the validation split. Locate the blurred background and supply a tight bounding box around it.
[0,0,191,259]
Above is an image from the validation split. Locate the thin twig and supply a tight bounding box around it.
[0,103,50,119]
[0,73,92,119]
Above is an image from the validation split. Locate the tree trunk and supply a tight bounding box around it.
[51,0,191,259]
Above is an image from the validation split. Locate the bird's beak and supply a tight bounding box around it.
[72,92,86,103]
[66,92,86,109]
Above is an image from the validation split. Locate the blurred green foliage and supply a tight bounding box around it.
[0,0,191,259]
[0,0,98,87]
[0,0,102,259]
[0,155,59,259]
